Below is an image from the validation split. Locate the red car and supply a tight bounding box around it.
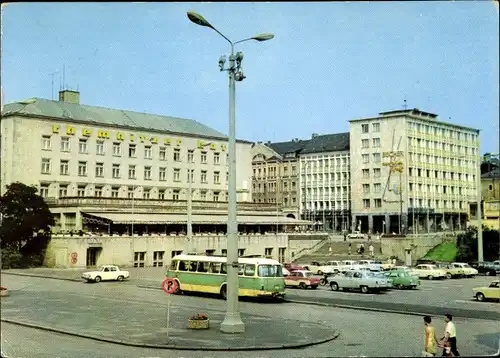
[284,270,320,289]
[284,263,305,271]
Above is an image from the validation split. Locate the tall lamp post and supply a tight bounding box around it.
[476,152,484,262]
[187,11,274,334]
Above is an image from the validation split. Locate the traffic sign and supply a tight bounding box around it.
[162,278,178,295]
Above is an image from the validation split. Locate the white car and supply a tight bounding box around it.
[451,262,478,278]
[82,265,130,283]
[359,260,383,271]
[301,261,323,274]
[348,231,365,239]
[412,264,447,280]
[318,260,346,274]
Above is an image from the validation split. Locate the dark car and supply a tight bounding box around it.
[470,262,500,276]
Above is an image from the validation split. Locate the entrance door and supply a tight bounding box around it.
[405,249,412,267]
[86,248,100,267]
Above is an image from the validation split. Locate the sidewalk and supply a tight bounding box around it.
[0,285,339,350]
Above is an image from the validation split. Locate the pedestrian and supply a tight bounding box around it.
[360,243,365,255]
[348,243,352,255]
[422,315,439,357]
[328,246,332,256]
[343,232,347,241]
[369,244,374,258]
[440,314,459,356]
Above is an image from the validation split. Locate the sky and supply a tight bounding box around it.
[1,2,499,153]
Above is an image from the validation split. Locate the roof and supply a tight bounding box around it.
[267,139,310,156]
[301,132,350,154]
[1,97,247,141]
[379,108,438,118]
[171,254,281,265]
[482,169,500,179]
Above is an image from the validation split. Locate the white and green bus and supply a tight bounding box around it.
[166,254,285,300]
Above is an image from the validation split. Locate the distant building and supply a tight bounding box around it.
[349,108,480,234]
[470,169,500,229]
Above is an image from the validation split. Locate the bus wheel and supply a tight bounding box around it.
[220,285,227,300]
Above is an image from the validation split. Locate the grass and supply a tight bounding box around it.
[422,241,457,262]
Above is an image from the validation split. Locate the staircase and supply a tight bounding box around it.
[294,239,383,263]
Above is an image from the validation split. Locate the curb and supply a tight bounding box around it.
[0,318,340,351]
[1,272,82,283]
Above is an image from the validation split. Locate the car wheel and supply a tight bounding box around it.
[485,271,491,276]
[445,273,452,280]
[330,282,339,291]
[303,266,309,271]
[117,276,124,281]
[94,276,101,283]
[476,292,485,302]
[299,282,307,289]
[360,286,369,294]
[318,270,323,275]
[220,285,227,300]
[427,275,434,280]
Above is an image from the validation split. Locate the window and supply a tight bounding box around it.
[361,124,369,133]
[278,248,286,263]
[214,152,220,165]
[77,186,85,197]
[41,158,51,174]
[127,187,134,199]
[188,169,194,183]
[95,162,104,177]
[60,160,69,175]
[226,172,229,184]
[244,264,256,276]
[113,142,121,156]
[187,149,194,163]
[95,186,103,197]
[111,187,119,198]
[201,170,207,183]
[42,135,51,150]
[363,199,370,208]
[363,184,370,194]
[374,198,382,207]
[373,168,381,178]
[128,165,136,179]
[144,146,152,159]
[201,151,207,164]
[143,189,150,199]
[59,185,68,198]
[129,144,136,158]
[172,190,180,201]
[362,169,370,178]
[173,168,181,182]
[159,167,167,181]
[174,148,181,162]
[265,248,273,256]
[362,139,369,148]
[373,153,381,163]
[144,166,152,180]
[373,183,381,193]
[362,154,369,164]
[214,171,220,184]
[221,249,227,257]
[158,190,166,200]
[238,248,245,257]
[96,140,105,155]
[134,252,146,268]
[39,184,49,198]
[200,191,207,201]
[79,139,88,154]
[209,262,221,273]
[153,251,164,267]
[372,138,380,148]
[60,137,70,152]
[112,164,121,178]
[213,191,220,202]
[159,146,167,161]
[372,123,380,132]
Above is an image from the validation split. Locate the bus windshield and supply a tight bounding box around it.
[258,264,283,277]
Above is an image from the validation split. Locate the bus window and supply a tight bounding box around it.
[238,264,245,276]
[209,262,221,274]
[189,261,197,272]
[169,260,178,271]
[197,262,208,273]
[258,264,282,277]
[244,264,256,276]
[178,261,188,271]
[221,263,227,274]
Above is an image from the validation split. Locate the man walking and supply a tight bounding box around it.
[369,244,374,258]
[440,313,460,356]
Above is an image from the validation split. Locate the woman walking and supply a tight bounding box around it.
[423,315,439,357]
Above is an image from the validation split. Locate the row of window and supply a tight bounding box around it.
[39,183,224,201]
[408,137,478,153]
[41,135,226,164]
[408,168,475,182]
[301,157,349,167]
[361,138,381,149]
[302,201,350,210]
[253,181,298,193]
[361,122,381,133]
[41,158,228,184]
[361,198,467,210]
[407,121,477,142]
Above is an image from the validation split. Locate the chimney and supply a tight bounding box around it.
[58,90,80,104]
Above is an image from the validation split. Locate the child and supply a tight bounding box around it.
[439,340,453,357]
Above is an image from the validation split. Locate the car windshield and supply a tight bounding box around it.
[258,264,283,277]
[462,264,471,268]
[304,272,313,277]
[428,265,438,269]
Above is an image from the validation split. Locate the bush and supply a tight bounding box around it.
[1,247,46,269]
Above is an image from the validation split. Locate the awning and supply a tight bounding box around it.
[83,212,312,225]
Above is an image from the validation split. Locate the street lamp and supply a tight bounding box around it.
[187,10,274,334]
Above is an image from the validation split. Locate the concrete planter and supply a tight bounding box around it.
[0,287,8,297]
[187,319,209,330]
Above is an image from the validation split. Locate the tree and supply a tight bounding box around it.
[456,226,500,262]
[0,182,54,252]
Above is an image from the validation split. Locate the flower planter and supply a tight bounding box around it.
[0,287,8,297]
[187,319,209,330]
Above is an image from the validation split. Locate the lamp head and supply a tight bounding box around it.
[218,55,226,71]
[252,33,275,42]
[187,11,213,28]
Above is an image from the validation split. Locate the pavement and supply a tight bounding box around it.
[0,275,338,351]
[1,274,499,357]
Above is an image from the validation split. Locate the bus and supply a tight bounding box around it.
[166,254,285,300]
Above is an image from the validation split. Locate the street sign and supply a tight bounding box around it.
[162,278,178,295]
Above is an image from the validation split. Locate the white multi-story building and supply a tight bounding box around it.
[299,133,351,231]
[349,108,480,234]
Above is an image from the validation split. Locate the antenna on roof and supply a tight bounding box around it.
[49,71,58,100]
[63,64,66,90]
[402,99,408,110]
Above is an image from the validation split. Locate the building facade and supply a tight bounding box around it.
[298,133,351,232]
[349,108,480,234]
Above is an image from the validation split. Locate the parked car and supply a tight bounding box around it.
[386,270,421,289]
[359,260,383,271]
[436,262,465,279]
[284,270,320,289]
[82,265,130,283]
[328,270,391,294]
[348,231,365,239]
[318,260,345,274]
[472,280,500,302]
[282,267,291,277]
[412,264,447,280]
[284,263,305,272]
[385,265,418,276]
[301,261,323,274]
[470,262,500,276]
[451,262,478,278]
